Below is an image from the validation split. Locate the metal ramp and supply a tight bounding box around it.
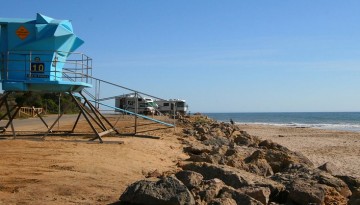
[69,75,176,135]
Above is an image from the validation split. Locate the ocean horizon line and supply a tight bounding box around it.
[203,112,360,132]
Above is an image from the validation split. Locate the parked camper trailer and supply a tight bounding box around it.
[115,95,158,115]
[155,99,187,115]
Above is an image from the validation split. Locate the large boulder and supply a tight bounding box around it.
[194,124,210,135]
[318,162,340,175]
[315,172,352,198]
[188,177,262,205]
[175,170,203,189]
[244,150,274,177]
[183,140,212,155]
[349,188,360,205]
[192,178,225,204]
[234,131,261,147]
[262,149,314,173]
[287,179,348,205]
[202,135,231,147]
[322,186,348,205]
[218,186,263,205]
[119,176,195,205]
[271,170,351,204]
[181,162,284,194]
[287,179,325,205]
[336,175,360,191]
[258,140,290,152]
[335,175,360,205]
[240,187,271,205]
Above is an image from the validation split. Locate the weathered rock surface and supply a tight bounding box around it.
[119,176,195,205]
[336,175,360,205]
[318,162,340,175]
[315,172,352,198]
[234,131,261,147]
[175,170,203,189]
[182,162,285,194]
[240,187,271,205]
[218,186,264,205]
[287,179,325,205]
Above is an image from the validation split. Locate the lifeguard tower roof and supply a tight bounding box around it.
[0,13,92,92]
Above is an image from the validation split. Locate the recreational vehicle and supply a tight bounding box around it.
[155,99,187,115]
[115,95,158,115]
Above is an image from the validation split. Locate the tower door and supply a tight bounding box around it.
[0,25,8,80]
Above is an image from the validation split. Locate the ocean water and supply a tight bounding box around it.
[204,112,360,132]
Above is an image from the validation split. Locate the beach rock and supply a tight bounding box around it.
[234,131,261,147]
[262,149,293,173]
[183,141,212,155]
[287,179,325,205]
[318,162,339,175]
[187,153,218,164]
[259,139,290,152]
[239,187,271,205]
[175,170,203,189]
[224,147,260,171]
[218,186,263,205]
[336,175,360,204]
[349,188,360,205]
[335,175,360,191]
[208,197,237,205]
[119,176,195,205]
[183,128,197,136]
[144,169,162,178]
[195,125,209,135]
[244,150,274,176]
[270,169,351,204]
[315,172,352,198]
[181,162,284,194]
[192,178,225,203]
[202,135,231,147]
[209,128,227,138]
[336,176,360,204]
[270,170,316,203]
[185,145,227,164]
[322,185,348,205]
[262,148,313,173]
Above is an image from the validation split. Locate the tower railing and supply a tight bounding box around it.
[0,50,92,85]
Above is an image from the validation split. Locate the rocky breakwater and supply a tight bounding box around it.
[119,116,360,205]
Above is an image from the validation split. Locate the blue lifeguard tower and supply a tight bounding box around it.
[0,14,119,142]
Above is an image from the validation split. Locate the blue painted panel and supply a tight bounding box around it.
[0,13,89,92]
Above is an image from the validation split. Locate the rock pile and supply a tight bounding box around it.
[119,116,360,204]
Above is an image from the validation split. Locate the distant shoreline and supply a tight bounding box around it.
[203,112,360,132]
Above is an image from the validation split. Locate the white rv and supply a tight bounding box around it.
[115,94,158,115]
[155,99,187,115]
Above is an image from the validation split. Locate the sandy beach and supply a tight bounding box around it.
[0,116,187,204]
[240,124,360,178]
[0,115,359,204]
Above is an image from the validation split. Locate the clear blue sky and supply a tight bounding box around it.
[2,1,360,112]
